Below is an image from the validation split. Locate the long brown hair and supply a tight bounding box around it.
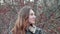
[11,6,32,34]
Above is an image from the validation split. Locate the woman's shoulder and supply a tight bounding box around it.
[36,27,42,31]
[36,27,44,34]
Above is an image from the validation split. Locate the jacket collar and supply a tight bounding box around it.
[28,25,37,33]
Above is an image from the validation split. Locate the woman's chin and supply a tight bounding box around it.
[29,21,35,24]
[32,22,35,24]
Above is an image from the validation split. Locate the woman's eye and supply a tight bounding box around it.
[30,13,33,16]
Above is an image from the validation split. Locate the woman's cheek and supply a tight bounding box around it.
[29,15,35,24]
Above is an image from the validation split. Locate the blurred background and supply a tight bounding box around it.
[0,0,60,34]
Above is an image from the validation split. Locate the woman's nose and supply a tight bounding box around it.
[33,15,36,18]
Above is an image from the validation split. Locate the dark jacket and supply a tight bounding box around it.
[9,26,44,34]
[26,26,44,34]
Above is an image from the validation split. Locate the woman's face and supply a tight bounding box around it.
[29,9,36,24]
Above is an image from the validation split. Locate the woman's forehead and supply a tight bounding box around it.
[29,9,34,14]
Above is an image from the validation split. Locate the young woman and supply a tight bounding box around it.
[11,6,43,34]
